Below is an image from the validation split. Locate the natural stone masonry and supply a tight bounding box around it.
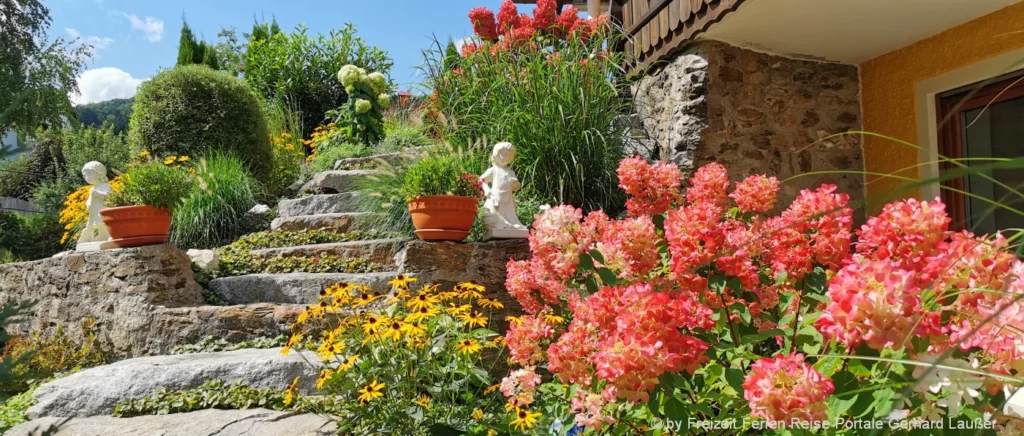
[0,244,203,357]
[250,238,406,268]
[270,211,370,233]
[302,169,383,194]
[633,40,865,218]
[277,192,362,217]
[26,348,322,418]
[207,272,396,305]
[148,303,302,349]
[9,409,337,436]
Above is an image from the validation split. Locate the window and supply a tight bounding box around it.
[936,72,1024,233]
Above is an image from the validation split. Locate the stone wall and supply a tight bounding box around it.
[0,245,206,357]
[633,40,865,217]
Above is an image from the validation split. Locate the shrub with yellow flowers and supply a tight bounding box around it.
[268,132,304,196]
[58,176,122,245]
[283,276,513,435]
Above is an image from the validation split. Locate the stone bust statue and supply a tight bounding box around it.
[480,142,528,240]
[76,161,116,252]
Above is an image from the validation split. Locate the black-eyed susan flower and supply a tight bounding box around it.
[456,339,481,355]
[416,394,431,410]
[362,314,387,335]
[357,380,385,403]
[505,315,523,325]
[510,407,542,431]
[380,318,406,341]
[317,339,344,360]
[352,291,376,308]
[339,355,359,371]
[446,303,472,316]
[139,150,150,158]
[407,292,439,311]
[457,286,483,300]
[401,322,427,337]
[163,155,177,165]
[459,311,488,328]
[406,306,440,323]
[316,368,334,389]
[543,313,565,325]
[282,333,303,356]
[284,376,300,405]
[477,298,504,309]
[471,408,484,420]
[387,274,417,289]
[178,155,190,162]
[486,336,505,348]
[484,383,500,394]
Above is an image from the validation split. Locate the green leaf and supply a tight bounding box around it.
[728,303,751,324]
[828,394,858,422]
[869,388,896,418]
[585,275,599,294]
[664,396,688,422]
[589,248,605,265]
[724,368,745,396]
[741,328,784,345]
[596,268,618,286]
[576,252,594,274]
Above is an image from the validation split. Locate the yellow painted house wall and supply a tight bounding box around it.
[858,2,1024,212]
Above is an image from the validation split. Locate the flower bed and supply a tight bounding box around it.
[489,156,1024,433]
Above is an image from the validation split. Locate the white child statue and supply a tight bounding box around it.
[76,161,116,252]
[481,142,528,240]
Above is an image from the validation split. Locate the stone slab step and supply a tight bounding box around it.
[278,193,362,217]
[270,212,371,233]
[302,169,383,194]
[250,238,406,267]
[10,409,337,436]
[207,272,397,305]
[25,348,323,419]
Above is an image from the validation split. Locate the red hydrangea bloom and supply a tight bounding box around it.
[570,390,615,430]
[766,184,852,280]
[743,353,834,423]
[686,162,730,208]
[547,319,599,385]
[616,156,682,216]
[533,0,558,30]
[856,197,950,268]
[730,174,780,213]
[596,216,661,278]
[556,5,580,36]
[815,260,925,351]
[468,7,499,42]
[569,17,597,44]
[505,314,555,366]
[529,205,588,279]
[496,0,519,32]
[664,201,724,274]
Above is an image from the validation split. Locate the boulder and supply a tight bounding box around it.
[9,408,336,436]
[270,212,368,233]
[302,170,382,194]
[207,272,396,305]
[27,348,322,419]
[186,248,219,270]
[277,193,361,217]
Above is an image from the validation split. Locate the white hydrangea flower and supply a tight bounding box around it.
[337,64,363,87]
[912,355,983,418]
[377,93,391,108]
[365,72,387,95]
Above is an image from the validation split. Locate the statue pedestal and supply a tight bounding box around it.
[75,241,119,252]
[483,227,528,241]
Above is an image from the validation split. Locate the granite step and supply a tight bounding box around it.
[278,193,362,217]
[269,212,372,233]
[207,272,398,305]
[302,169,384,194]
[250,238,406,268]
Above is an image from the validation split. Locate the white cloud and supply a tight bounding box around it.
[121,12,164,42]
[72,68,146,105]
[66,28,114,54]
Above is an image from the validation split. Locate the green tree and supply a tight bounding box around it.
[176,19,197,66]
[201,44,220,70]
[0,0,89,135]
[214,28,246,77]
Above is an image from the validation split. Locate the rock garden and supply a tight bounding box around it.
[2,1,1024,435]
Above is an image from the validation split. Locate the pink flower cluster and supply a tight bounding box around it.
[742,353,834,422]
[617,156,682,216]
[500,366,542,407]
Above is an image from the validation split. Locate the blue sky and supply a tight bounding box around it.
[52,0,529,104]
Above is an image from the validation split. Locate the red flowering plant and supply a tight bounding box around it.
[494,156,1024,434]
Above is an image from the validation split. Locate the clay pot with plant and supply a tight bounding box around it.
[102,160,192,248]
[403,154,483,242]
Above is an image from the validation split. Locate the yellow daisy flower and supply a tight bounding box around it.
[139,150,150,158]
[357,380,385,404]
[163,156,177,165]
[455,339,481,355]
[362,314,387,335]
[380,318,406,341]
[406,306,440,323]
[484,383,500,394]
[506,316,523,325]
[477,298,505,309]
[543,313,565,325]
[510,407,542,431]
[459,311,488,328]
[178,155,190,162]
[407,292,439,311]
[284,376,300,405]
[401,322,427,337]
[387,274,417,289]
[472,408,484,420]
[416,394,431,410]
[316,368,334,389]
[282,333,303,356]
[486,336,505,348]
[339,355,360,371]
[446,303,472,316]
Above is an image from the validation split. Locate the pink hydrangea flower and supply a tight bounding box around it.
[743,353,834,423]
[856,197,950,268]
[532,0,558,30]
[686,162,730,208]
[616,156,682,216]
[505,313,554,366]
[571,389,615,430]
[496,0,519,32]
[664,201,724,274]
[596,216,660,278]
[500,366,542,407]
[730,174,780,213]
[766,184,853,281]
[815,260,924,351]
[468,7,499,42]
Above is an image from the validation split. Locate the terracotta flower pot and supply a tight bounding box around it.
[407,195,479,242]
[100,205,172,248]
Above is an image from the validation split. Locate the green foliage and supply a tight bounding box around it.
[0,211,63,261]
[244,23,392,139]
[0,134,65,200]
[106,161,192,211]
[171,155,264,250]
[177,19,196,66]
[213,28,246,78]
[376,117,431,153]
[73,97,133,134]
[0,0,89,135]
[223,229,389,252]
[265,101,306,196]
[401,151,483,200]
[58,124,131,182]
[113,379,320,418]
[217,253,380,277]
[0,384,36,433]
[309,141,370,174]
[170,335,286,355]
[426,33,630,214]
[330,65,391,145]
[128,65,273,182]
[1,319,108,395]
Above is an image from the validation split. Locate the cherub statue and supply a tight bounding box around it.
[481,142,528,240]
[76,161,115,252]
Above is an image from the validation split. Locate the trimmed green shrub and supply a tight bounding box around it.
[128,65,273,182]
[171,154,264,250]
